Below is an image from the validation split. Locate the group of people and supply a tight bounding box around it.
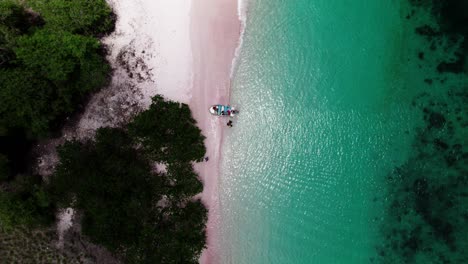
[221,110,232,116]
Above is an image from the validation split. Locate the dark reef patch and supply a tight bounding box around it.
[413,0,468,74]
[437,52,465,74]
[375,0,468,263]
[418,52,425,60]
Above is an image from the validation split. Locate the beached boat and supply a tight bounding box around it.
[209,105,238,117]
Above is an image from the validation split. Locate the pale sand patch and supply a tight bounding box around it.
[73,0,194,138]
[153,162,167,174]
[103,0,193,105]
[56,208,74,248]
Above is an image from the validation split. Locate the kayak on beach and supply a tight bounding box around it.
[209,105,238,117]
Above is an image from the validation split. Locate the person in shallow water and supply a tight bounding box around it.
[227,120,233,127]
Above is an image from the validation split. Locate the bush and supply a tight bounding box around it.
[51,128,162,250]
[166,162,203,200]
[15,29,105,81]
[0,0,32,34]
[0,0,33,66]
[0,0,114,242]
[1,0,111,138]
[126,200,208,264]
[1,15,110,137]
[51,97,208,263]
[0,175,54,230]
[27,0,115,36]
[0,67,55,136]
[128,95,206,163]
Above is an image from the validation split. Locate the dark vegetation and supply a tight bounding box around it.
[50,96,207,263]
[376,1,468,263]
[0,226,77,263]
[0,0,114,178]
[1,1,208,263]
[0,0,113,139]
[1,0,114,232]
[128,96,206,163]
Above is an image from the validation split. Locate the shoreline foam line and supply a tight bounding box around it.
[230,0,249,82]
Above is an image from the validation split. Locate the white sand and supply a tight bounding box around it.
[71,0,195,138]
[103,0,193,105]
[56,208,74,248]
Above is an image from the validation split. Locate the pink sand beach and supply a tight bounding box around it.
[190,1,241,263]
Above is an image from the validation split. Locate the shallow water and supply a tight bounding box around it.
[218,0,467,263]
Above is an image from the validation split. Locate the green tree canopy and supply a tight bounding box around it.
[128,95,206,163]
[0,0,31,34]
[51,128,162,251]
[50,97,208,263]
[15,29,105,82]
[166,162,203,200]
[0,0,34,66]
[0,174,54,230]
[1,0,111,138]
[0,67,54,136]
[0,29,109,137]
[127,200,208,264]
[28,0,114,36]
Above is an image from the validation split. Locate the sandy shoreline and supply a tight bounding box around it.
[36,0,241,262]
[190,1,241,263]
[103,0,242,261]
[102,0,242,262]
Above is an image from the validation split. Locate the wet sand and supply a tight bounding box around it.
[190,0,241,263]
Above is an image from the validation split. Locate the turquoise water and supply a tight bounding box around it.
[217,0,433,263]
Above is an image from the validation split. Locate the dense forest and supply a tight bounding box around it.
[50,96,207,263]
[1,1,208,263]
[0,0,113,182]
